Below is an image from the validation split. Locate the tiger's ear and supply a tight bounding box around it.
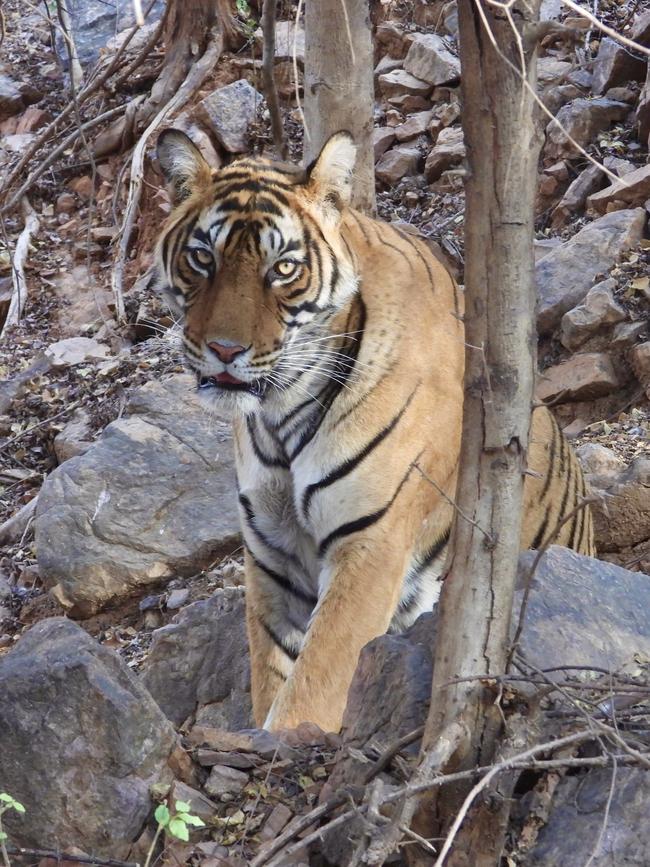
[307,131,357,215]
[157,128,213,203]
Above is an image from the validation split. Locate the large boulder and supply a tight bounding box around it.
[591,37,646,95]
[403,33,460,86]
[323,546,650,863]
[35,374,240,616]
[141,587,252,729]
[544,98,630,160]
[582,457,650,553]
[197,80,264,153]
[535,352,621,403]
[559,279,626,351]
[536,208,646,334]
[524,768,650,866]
[0,618,176,857]
[586,163,650,215]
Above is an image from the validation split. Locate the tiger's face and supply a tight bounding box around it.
[153,130,359,410]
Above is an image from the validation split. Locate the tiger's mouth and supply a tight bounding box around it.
[197,373,265,397]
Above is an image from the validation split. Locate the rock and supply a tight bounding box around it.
[375,146,420,185]
[141,588,251,729]
[259,803,293,841]
[3,133,35,153]
[637,67,650,145]
[269,19,305,63]
[204,765,249,798]
[632,9,650,46]
[373,126,396,161]
[630,341,650,385]
[55,192,76,214]
[559,279,626,350]
[387,93,432,112]
[168,781,218,824]
[0,618,175,857]
[45,336,110,367]
[325,546,650,864]
[536,352,620,403]
[166,587,190,610]
[403,33,460,86]
[603,155,637,177]
[197,80,263,153]
[0,74,42,121]
[68,174,94,198]
[541,84,581,116]
[424,125,465,181]
[587,458,650,553]
[377,69,432,98]
[394,109,434,142]
[15,107,51,134]
[576,442,625,476]
[534,238,561,261]
[376,22,408,59]
[544,98,630,160]
[54,408,93,463]
[592,37,647,95]
[611,320,646,348]
[54,0,164,67]
[374,55,403,79]
[550,164,605,228]
[0,576,10,603]
[35,374,240,616]
[536,208,646,334]
[586,163,650,215]
[188,726,300,761]
[537,57,571,86]
[525,768,650,866]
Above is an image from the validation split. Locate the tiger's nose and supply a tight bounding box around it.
[207,342,246,363]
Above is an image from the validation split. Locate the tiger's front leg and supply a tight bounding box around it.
[263,537,408,733]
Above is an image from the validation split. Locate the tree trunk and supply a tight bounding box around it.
[303,0,376,213]
[415,1,543,863]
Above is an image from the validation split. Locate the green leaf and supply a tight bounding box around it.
[178,813,205,827]
[154,804,170,827]
[12,801,26,813]
[0,794,12,803]
[168,818,189,842]
[174,800,191,813]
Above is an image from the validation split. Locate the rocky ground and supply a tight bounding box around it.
[1,0,650,864]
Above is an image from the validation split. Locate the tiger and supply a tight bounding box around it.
[153,128,595,734]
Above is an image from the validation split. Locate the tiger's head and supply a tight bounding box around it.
[153,129,360,410]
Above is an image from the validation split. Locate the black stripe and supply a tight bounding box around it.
[247,416,289,468]
[393,228,436,289]
[373,224,415,274]
[530,505,551,551]
[317,454,420,557]
[416,525,451,573]
[540,416,559,500]
[249,551,318,606]
[556,442,573,534]
[301,385,419,518]
[569,463,582,549]
[239,493,299,565]
[259,617,300,661]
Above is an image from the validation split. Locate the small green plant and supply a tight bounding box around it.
[0,793,26,867]
[144,800,205,867]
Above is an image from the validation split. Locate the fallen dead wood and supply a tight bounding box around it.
[111,26,224,320]
[0,497,38,547]
[1,199,39,339]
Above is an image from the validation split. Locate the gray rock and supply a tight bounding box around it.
[536,352,621,403]
[591,37,646,95]
[536,208,646,334]
[373,126,396,161]
[374,55,403,79]
[378,69,432,98]
[403,34,460,86]
[54,408,93,463]
[611,320,647,348]
[375,146,420,185]
[197,80,263,153]
[560,279,626,350]
[35,374,240,616]
[269,20,305,63]
[525,769,650,866]
[545,98,630,160]
[0,575,11,603]
[141,587,252,729]
[325,547,650,863]
[0,618,175,857]
[586,458,650,552]
[576,442,625,477]
[537,57,571,87]
[630,341,650,386]
[636,65,650,145]
[424,124,465,181]
[395,109,434,142]
[587,163,650,215]
[204,765,249,798]
[0,75,42,121]
[55,0,164,67]
[550,164,605,228]
[45,336,110,367]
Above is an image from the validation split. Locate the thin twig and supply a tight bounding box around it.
[0,400,81,453]
[414,462,494,544]
[56,0,84,87]
[262,0,287,159]
[1,198,39,338]
[7,846,138,867]
[362,726,425,784]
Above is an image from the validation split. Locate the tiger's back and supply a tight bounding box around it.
[154,129,595,732]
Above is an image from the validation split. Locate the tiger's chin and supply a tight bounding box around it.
[194,374,265,414]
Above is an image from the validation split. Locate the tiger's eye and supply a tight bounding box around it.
[276,260,297,277]
[189,248,213,268]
